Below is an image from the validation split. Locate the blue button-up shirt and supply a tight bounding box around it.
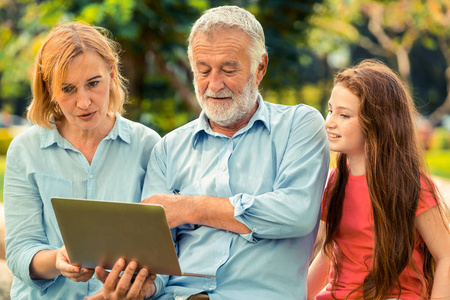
[4,114,161,300]
[143,96,330,300]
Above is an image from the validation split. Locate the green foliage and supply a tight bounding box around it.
[0,128,13,155]
[0,0,66,113]
[305,0,450,119]
[262,82,328,117]
[2,0,449,136]
[426,150,450,179]
[422,108,450,179]
[429,127,450,150]
[0,0,325,135]
[0,154,5,202]
[425,127,450,178]
[126,95,196,137]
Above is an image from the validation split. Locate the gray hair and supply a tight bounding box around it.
[187,5,267,73]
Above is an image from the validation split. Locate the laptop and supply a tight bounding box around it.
[51,197,214,277]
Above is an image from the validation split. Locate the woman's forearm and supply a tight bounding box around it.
[30,249,61,280]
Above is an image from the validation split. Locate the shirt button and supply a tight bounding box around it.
[89,175,94,179]
[222,166,226,172]
[209,287,214,290]
[219,260,224,264]
[228,139,231,143]
[253,228,257,232]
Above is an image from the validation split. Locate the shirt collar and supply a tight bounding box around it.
[40,113,131,149]
[191,94,270,148]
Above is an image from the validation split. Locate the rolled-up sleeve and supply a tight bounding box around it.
[138,101,330,298]
[230,108,329,241]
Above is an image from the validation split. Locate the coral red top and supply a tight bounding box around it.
[317,170,437,300]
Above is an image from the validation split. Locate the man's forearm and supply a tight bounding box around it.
[186,195,251,234]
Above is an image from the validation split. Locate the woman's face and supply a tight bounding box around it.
[54,51,113,132]
[325,84,365,160]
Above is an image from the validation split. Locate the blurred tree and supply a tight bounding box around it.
[0,0,57,117]
[0,0,324,135]
[305,0,450,126]
[426,0,450,126]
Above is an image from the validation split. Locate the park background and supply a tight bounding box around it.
[0,0,450,298]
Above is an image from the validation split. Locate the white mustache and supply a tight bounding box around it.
[203,88,234,99]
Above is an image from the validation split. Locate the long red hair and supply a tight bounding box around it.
[323,59,445,299]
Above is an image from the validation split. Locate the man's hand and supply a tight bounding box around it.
[141,194,192,228]
[55,245,94,282]
[95,258,156,300]
[84,289,104,300]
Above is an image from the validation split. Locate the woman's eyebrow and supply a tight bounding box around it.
[87,75,102,81]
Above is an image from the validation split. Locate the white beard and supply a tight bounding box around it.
[194,75,258,127]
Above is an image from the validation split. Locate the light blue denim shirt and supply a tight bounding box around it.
[4,114,161,300]
[143,96,330,300]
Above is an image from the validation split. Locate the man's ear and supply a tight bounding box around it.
[255,53,269,85]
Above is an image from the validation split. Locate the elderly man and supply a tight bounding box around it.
[96,5,330,300]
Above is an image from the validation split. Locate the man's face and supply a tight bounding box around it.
[191,29,260,127]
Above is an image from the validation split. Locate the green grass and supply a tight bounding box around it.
[0,154,5,203]
[0,151,449,203]
[426,149,450,179]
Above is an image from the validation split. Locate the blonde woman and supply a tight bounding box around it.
[4,22,160,299]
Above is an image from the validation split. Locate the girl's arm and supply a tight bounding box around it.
[307,221,330,300]
[416,205,450,299]
[307,249,330,299]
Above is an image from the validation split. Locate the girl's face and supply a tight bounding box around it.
[325,84,365,161]
[54,51,113,133]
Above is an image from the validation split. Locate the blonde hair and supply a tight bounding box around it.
[27,21,128,128]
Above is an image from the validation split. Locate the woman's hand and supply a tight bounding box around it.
[55,245,95,282]
[95,258,156,300]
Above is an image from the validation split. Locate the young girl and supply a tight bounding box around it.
[307,59,450,299]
